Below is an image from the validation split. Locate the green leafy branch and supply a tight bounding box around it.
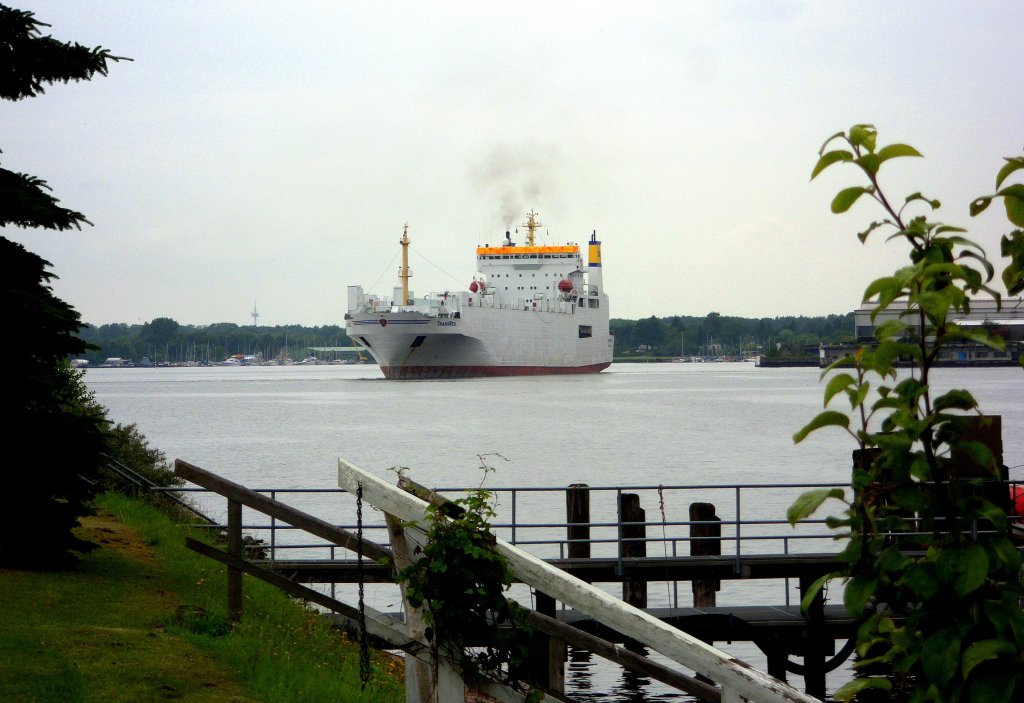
[789,125,1024,703]
[394,457,537,697]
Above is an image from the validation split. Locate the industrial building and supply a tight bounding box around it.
[820,297,1024,367]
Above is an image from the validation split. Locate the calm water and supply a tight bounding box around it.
[83,362,1024,701]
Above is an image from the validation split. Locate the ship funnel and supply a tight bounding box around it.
[588,230,603,292]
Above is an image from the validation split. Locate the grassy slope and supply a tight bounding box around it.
[0,493,404,703]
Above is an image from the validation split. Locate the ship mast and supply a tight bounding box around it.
[522,209,542,247]
[398,223,412,305]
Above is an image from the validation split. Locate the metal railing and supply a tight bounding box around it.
[156,479,1024,561]
[155,481,845,567]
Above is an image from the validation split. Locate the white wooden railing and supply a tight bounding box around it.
[338,458,822,703]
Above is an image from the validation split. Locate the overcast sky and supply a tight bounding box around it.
[3,1,1022,327]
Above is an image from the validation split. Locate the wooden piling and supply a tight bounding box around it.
[689,502,721,608]
[619,493,647,608]
[951,415,1006,515]
[799,573,827,699]
[566,483,591,560]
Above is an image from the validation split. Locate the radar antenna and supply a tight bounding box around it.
[522,210,542,246]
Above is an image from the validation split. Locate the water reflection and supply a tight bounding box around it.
[567,646,594,694]
[567,646,692,702]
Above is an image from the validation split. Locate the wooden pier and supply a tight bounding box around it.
[267,551,857,692]
[173,459,868,701]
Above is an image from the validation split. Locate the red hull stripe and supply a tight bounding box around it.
[380,362,611,380]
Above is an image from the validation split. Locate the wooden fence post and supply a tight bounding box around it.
[618,493,647,609]
[689,502,721,607]
[531,591,566,694]
[385,514,439,703]
[227,499,243,623]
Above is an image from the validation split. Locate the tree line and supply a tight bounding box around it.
[73,310,855,365]
[79,318,351,365]
[610,311,854,359]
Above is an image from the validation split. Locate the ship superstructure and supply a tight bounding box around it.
[345,211,613,379]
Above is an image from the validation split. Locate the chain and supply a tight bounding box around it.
[356,482,371,687]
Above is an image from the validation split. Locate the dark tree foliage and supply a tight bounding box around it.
[76,321,352,365]
[139,317,181,348]
[610,311,854,358]
[0,4,123,101]
[103,422,181,497]
[2,239,109,566]
[0,4,125,567]
[0,167,91,230]
[0,5,128,232]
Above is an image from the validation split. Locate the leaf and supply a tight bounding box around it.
[933,388,978,411]
[810,149,853,179]
[1000,183,1024,227]
[823,372,857,406]
[793,410,850,443]
[817,130,848,155]
[874,319,908,340]
[851,382,870,409]
[864,274,908,312]
[849,124,877,151]
[969,673,1015,703]
[877,143,923,164]
[832,676,891,702]
[996,156,1024,188]
[922,629,961,688]
[903,563,940,599]
[1002,231,1024,295]
[797,572,836,613]
[962,639,1013,680]
[906,191,941,210]
[787,488,846,524]
[843,574,877,616]
[857,220,889,243]
[957,249,996,283]
[955,543,989,597]
[862,277,902,309]
[945,323,1006,350]
[971,197,994,219]
[857,152,880,176]
[832,186,871,213]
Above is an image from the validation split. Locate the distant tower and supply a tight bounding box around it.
[251,301,260,326]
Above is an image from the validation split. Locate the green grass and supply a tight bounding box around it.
[0,493,404,703]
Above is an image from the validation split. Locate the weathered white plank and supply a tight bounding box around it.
[387,499,567,703]
[339,458,821,703]
[386,514,437,703]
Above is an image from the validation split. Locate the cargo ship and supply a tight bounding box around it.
[345,211,613,379]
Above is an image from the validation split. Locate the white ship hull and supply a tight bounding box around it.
[348,304,612,379]
[345,213,613,379]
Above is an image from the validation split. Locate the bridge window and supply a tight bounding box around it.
[579,325,592,338]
